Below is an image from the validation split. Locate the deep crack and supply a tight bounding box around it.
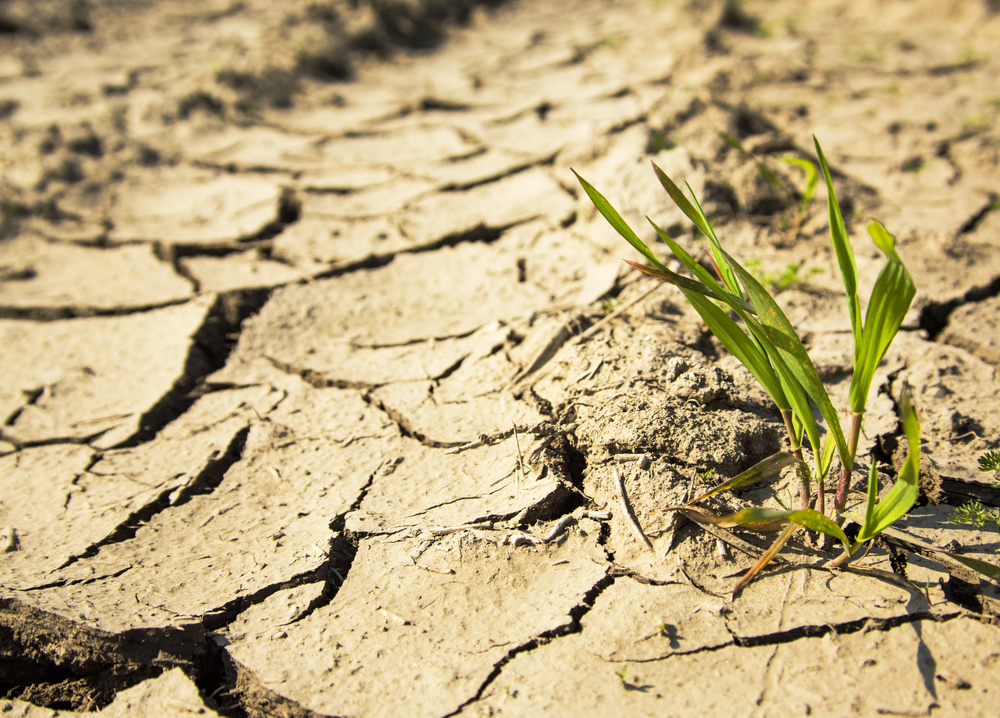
[443,573,617,718]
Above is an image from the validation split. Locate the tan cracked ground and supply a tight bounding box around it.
[1,0,999,716]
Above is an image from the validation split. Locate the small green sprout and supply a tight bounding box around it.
[615,665,629,683]
[576,138,1000,594]
[648,129,675,153]
[654,614,667,635]
[745,260,822,293]
[951,451,1000,531]
[978,450,1000,482]
[779,156,819,212]
[575,137,923,592]
[600,33,623,50]
[951,500,1000,532]
[962,114,989,133]
[601,295,616,314]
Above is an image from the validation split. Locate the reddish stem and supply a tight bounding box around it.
[834,412,864,513]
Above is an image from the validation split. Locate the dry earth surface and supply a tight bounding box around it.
[2,0,1000,715]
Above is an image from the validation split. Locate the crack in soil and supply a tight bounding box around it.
[108,290,270,451]
[0,595,207,710]
[444,573,617,718]
[263,355,382,390]
[0,297,194,322]
[438,151,559,192]
[918,273,1000,341]
[56,425,251,571]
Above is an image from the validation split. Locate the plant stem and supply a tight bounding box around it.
[817,467,825,517]
[781,409,809,509]
[834,412,864,512]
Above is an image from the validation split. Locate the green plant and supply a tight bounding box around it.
[962,114,989,133]
[779,156,819,212]
[951,500,1000,532]
[979,450,1000,482]
[744,260,822,293]
[901,156,926,174]
[654,614,667,635]
[950,450,1000,531]
[574,137,924,590]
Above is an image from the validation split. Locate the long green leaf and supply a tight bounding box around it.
[819,427,837,482]
[651,162,713,240]
[725,251,849,462]
[855,389,920,542]
[647,220,734,303]
[685,182,742,296]
[623,260,722,298]
[684,290,788,406]
[862,459,879,532]
[814,138,862,361]
[766,343,823,458]
[573,171,668,271]
[848,221,916,412]
[690,452,804,503]
[723,507,851,552]
[650,163,741,295]
[780,157,818,212]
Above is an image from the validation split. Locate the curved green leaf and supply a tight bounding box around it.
[573,170,667,271]
[780,156,818,211]
[723,507,851,552]
[690,453,804,504]
[814,137,862,362]
[856,389,920,542]
[848,221,915,413]
[725,250,849,462]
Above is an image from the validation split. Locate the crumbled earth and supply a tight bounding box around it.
[2,0,1000,715]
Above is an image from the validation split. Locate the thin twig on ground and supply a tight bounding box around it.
[613,467,654,552]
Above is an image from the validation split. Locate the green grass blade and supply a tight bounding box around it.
[819,428,837,482]
[690,453,804,504]
[685,182,742,295]
[766,343,822,456]
[650,162,741,294]
[647,219,755,313]
[813,137,862,358]
[623,260,724,298]
[856,389,920,542]
[848,222,916,413]
[723,507,851,552]
[683,291,788,408]
[573,170,667,271]
[862,459,879,530]
[725,250,849,461]
[651,162,713,239]
[779,157,818,212]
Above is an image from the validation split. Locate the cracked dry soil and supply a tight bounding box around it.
[2,0,1000,715]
